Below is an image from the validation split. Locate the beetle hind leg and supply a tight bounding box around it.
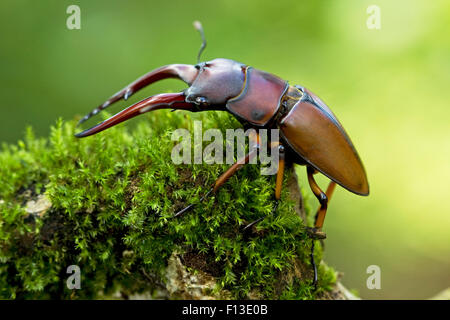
[305,167,336,239]
[305,166,337,289]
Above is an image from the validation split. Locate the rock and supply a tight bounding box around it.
[165,252,232,300]
[25,194,52,218]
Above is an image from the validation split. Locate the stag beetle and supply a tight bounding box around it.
[75,22,369,288]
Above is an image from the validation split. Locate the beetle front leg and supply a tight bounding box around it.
[173,131,260,217]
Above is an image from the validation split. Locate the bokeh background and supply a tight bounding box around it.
[0,0,449,299]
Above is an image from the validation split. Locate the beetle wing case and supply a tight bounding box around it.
[279,87,369,196]
[226,67,288,126]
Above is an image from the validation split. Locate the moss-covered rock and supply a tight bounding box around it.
[0,111,339,299]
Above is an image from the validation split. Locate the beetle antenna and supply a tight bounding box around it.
[193,20,207,64]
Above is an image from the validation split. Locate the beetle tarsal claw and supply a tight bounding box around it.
[306,227,327,240]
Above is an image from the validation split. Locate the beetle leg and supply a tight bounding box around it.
[212,138,259,192]
[174,131,260,217]
[77,64,198,126]
[173,188,213,218]
[306,166,337,290]
[314,180,336,229]
[310,239,318,290]
[306,166,332,239]
[243,143,285,231]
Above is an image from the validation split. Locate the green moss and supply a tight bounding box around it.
[0,111,336,299]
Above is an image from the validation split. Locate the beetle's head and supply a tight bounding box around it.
[184,22,246,108]
[185,58,246,108]
[75,23,246,138]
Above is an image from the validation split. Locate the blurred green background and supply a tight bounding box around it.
[0,0,449,299]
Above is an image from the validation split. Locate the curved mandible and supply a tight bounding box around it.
[75,92,195,138]
[78,64,198,126]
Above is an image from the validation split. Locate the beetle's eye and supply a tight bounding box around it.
[194,62,208,70]
[195,96,208,105]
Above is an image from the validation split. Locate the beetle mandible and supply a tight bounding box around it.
[75,22,369,288]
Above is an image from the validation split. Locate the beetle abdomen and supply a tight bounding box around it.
[226,67,288,126]
[279,87,369,195]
